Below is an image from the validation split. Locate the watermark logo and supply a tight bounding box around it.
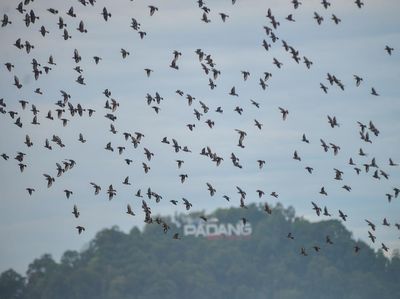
[182,217,252,240]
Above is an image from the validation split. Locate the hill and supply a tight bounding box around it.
[1,203,400,299]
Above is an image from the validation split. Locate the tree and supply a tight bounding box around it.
[0,269,25,299]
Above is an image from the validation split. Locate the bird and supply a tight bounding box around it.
[278,107,289,120]
[1,14,12,27]
[105,142,114,151]
[291,0,302,9]
[311,201,322,216]
[14,76,22,89]
[273,58,283,68]
[24,135,33,147]
[43,174,55,188]
[91,55,102,64]
[338,210,347,221]
[384,45,394,55]
[223,195,230,202]
[270,192,278,198]
[123,176,131,185]
[368,231,376,243]
[313,246,321,252]
[182,198,192,210]
[320,187,328,196]
[208,79,216,90]
[148,5,158,16]
[229,86,238,96]
[321,0,331,9]
[365,219,376,231]
[334,168,343,180]
[78,133,86,143]
[355,0,364,8]
[371,87,379,96]
[200,216,207,222]
[354,75,363,86]
[285,14,295,22]
[101,7,111,21]
[302,134,310,143]
[77,20,87,33]
[219,13,229,22]
[256,190,265,198]
[380,170,389,180]
[263,203,272,214]
[327,115,340,128]
[301,247,308,256]
[303,56,313,69]
[142,163,150,174]
[323,207,331,217]
[342,185,351,192]
[76,226,85,234]
[313,12,324,25]
[320,83,328,93]
[179,174,188,183]
[359,148,367,156]
[206,183,216,196]
[121,48,130,58]
[126,204,135,216]
[235,129,247,148]
[144,68,153,77]
[293,150,301,161]
[262,40,271,51]
[26,188,35,195]
[64,190,73,199]
[90,182,101,195]
[107,185,117,200]
[331,14,341,24]
[241,71,251,81]
[383,218,390,226]
[135,189,143,198]
[305,166,314,174]
[201,12,211,23]
[72,205,80,218]
[234,107,243,115]
[254,119,263,130]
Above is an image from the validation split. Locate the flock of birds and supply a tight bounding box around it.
[0,0,399,256]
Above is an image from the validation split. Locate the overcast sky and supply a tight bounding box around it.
[0,0,399,274]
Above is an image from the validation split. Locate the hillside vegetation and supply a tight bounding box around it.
[1,203,399,299]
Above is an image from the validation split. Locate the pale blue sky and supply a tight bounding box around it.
[0,0,399,274]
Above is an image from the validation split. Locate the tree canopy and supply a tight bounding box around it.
[1,203,399,299]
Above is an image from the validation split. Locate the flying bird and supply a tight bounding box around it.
[148,5,158,16]
[76,226,85,234]
[72,205,80,218]
[126,204,135,216]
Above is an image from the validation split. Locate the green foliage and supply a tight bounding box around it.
[1,203,399,299]
[0,269,25,299]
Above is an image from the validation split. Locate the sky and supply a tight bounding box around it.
[0,0,399,274]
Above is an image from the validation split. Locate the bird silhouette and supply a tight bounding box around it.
[72,205,80,218]
[126,204,135,216]
[76,226,85,234]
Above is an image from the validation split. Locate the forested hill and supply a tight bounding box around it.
[1,203,400,299]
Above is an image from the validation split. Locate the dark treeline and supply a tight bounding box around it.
[1,203,400,299]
